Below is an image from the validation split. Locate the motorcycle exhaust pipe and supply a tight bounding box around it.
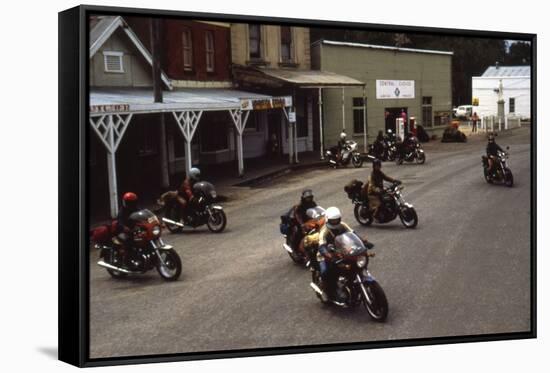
[161,217,185,228]
[310,282,324,295]
[329,160,336,165]
[97,260,134,274]
[282,243,294,254]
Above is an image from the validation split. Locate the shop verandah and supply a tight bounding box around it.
[89,88,294,218]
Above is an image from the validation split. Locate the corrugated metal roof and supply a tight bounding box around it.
[317,40,454,56]
[481,65,531,77]
[90,88,277,114]
[249,67,364,87]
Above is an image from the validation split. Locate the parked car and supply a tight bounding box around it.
[455,105,473,119]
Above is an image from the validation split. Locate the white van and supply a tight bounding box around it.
[455,105,473,119]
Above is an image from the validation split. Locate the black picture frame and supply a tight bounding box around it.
[59,4,537,367]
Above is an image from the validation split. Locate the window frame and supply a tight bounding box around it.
[102,51,124,73]
[248,24,262,60]
[205,30,215,73]
[280,26,293,63]
[509,97,516,113]
[422,96,433,127]
[352,97,366,135]
[182,29,193,71]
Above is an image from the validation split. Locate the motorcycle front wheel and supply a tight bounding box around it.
[395,156,403,165]
[504,168,514,187]
[361,281,388,322]
[416,152,426,164]
[354,204,373,226]
[165,205,184,233]
[352,154,364,168]
[156,249,182,281]
[399,206,418,228]
[207,209,227,233]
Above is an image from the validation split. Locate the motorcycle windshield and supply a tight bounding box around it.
[306,206,326,220]
[129,209,158,224]
[193,181,216,198]
[334,232,367,256]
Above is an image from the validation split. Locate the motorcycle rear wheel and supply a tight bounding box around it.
[156,249,182,281]
[352,155,363,168]
[399,206,418,228]
[207,209,227,233]
[483,168,493,184]
[362,281,388,322]
[354,204,373,226]
[106,250,128,279]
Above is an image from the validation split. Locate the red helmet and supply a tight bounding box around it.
[122,192,138,208]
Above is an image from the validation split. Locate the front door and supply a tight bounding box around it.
[267,110,282,157]
[385,107,408,134]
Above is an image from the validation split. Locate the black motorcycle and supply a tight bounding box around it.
[345,179,418,228]
[482,148,513,187]
[92,209,182,281]
[310,232,388,322]
[161,181,227,233]
[396,138,426,165]
[325,140,364,168]
[368,137,397,162]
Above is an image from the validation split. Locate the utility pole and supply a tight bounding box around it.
[151,18,170,188]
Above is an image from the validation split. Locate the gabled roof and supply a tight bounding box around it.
[481,65,530,77]
[314,39,454,56]
[89,16,171,89]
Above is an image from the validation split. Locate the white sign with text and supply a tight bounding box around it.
[376,80,415,99]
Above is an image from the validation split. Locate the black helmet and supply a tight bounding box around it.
[372,158,382,168]
[488,134,495,143]
[301,189,314,204]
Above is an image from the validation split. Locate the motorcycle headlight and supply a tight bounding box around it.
[152,225,161,236]
[357,255,367,268]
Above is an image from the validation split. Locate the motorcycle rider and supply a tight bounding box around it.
[399,131,416,159]
[336,130,347,162]
[486,134,505,177]
[373,130,386,158]
[113,192,139,262]
[177,167,201,220]
[317,207,354,300]
[289,189,319,251]
[367,159,401,218]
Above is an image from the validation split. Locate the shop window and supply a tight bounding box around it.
[182,29,193,71]
[249,25,262,59]
[353,97,366,134]
[200,112,229,152]
[422,96,433,127]
[280,26,293,63]
[509,97,516,113]
[138,123,158,156]
[295,95,309,138]
[245,111,262,132]
[103,51,124,73]
[205,31,215,72]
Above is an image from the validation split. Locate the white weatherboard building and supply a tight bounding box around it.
[471,65,531,119]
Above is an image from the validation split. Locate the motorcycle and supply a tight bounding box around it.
[280,206,326,267]
[160,181,227,233]
[368,137,397,162]
[309,232,388,322]
[344,179,418,228]
[396,137,426,165]
[325,140,364,168]
[482,148,513,187]
[91,209,182,281]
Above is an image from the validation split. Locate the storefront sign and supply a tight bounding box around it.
[90,104,130,113]
[240,96,292,111]
[288,111,296,123]
[376,80,415,99]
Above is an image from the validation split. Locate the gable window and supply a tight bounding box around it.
[103,51,124,73]
[249,25,262,59]
[509,97,516,113]
[280,26,293,63]
[182,29,193,71]
[205,31,215,72]
[353,97,366,134]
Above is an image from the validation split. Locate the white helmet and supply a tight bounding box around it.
[188,167,201,181]
[326,207,342,229]
[340,131,347,140]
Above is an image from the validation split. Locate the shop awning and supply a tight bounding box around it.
[232,66,365,89]
[90,88,292,115]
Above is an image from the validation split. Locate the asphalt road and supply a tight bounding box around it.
[89,127,532,359]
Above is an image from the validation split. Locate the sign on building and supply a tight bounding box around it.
[376,80,415,99]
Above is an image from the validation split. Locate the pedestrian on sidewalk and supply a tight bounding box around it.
[471,112,479,133]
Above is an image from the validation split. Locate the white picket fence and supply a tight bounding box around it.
[480,115,522,132]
